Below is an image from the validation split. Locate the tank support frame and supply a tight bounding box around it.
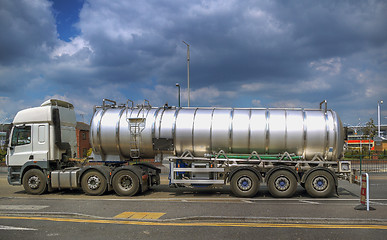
[168,150,351,186]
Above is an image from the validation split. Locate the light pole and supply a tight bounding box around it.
[79,114,85,123]
[378,100,383,137]
[176,83,181,107]
[182,41,190,107]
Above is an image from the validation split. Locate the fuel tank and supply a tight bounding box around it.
[90,101,344,162]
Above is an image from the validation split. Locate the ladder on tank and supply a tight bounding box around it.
[126,100,149,159]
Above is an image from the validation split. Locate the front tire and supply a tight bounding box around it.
[112,170,140,196]
[305,170,334,198]
[81,170,107,196]
[230,170,259,198]
[267,170,297,198]
[22,169,47,195]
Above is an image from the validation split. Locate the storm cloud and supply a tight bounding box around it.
[0,0,386,126]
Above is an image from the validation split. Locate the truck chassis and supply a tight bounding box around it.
[168,150,351,198]
[9,149,350,198]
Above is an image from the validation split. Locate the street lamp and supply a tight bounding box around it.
[182,41,190,107]
[378,100,383,137]
[176,83,181,107]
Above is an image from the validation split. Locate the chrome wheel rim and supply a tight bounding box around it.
[87,176,101,190]
[312,176,328,191]
[118,175,133,191]
[274,176,290,191]
[28,176,40,189]
[237,176,252,191]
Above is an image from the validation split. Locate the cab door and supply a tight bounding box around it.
[8,125,32,166]
[32,123,49,162]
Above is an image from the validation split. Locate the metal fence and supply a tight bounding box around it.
[345,151,387,173]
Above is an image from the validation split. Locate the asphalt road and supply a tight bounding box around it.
[0,172,386,239]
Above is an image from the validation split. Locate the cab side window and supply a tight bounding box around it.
[11,126,31,146]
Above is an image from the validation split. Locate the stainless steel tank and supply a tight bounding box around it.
[90,101,344,162]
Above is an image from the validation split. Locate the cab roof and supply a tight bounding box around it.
[41,99,74,109]
[13,99,76,125]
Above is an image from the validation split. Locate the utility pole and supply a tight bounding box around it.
[80,114,85,123]
[378,100,383,137]
[182,41,190,107]
[176,83,181,107]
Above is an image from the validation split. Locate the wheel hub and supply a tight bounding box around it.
[87,176,101,190]
[119,176,133,191]
[312,176,328,191]
[238,177,252,191]
[28,176,40,189]
[275,176,290,191]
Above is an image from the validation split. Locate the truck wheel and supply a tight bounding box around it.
[230,170,259,198]
[268,170,297,198]
[22,169,47,195]
[305,170,334,198]
[81,170,107,196]
[112,170,140,196]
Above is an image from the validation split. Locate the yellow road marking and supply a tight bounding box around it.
[114,212,166,219]
[0,216,386,230]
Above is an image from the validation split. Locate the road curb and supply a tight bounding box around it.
[166,216,387,225]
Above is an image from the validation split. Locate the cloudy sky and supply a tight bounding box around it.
[0,0,386,126]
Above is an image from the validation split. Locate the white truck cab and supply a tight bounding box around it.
[6,99,161,196]
[7,99,77,189]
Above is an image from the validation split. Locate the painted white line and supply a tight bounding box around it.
[299,200,320,205]
[0,225,37,231]
[243,200,254,203]
[102,197,387,202]
[0,205,49,210]
[47,233,60,236]
[370,201,387,206]
[58,198,363,202]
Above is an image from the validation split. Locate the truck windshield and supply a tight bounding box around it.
[11,126,31,146]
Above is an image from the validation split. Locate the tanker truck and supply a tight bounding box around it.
[6,98,351,198]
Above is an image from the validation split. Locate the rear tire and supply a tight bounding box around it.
[305,170,334,198]
[22,169,47,195]
[267,170,297,198]
[81,170,107,196]
[230,170,259,198]
[112,170,140,196]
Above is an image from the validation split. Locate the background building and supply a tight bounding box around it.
[0,124,12,149]
[346,135,375,151]
[76,122,91,158]
[346,125,387,152]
